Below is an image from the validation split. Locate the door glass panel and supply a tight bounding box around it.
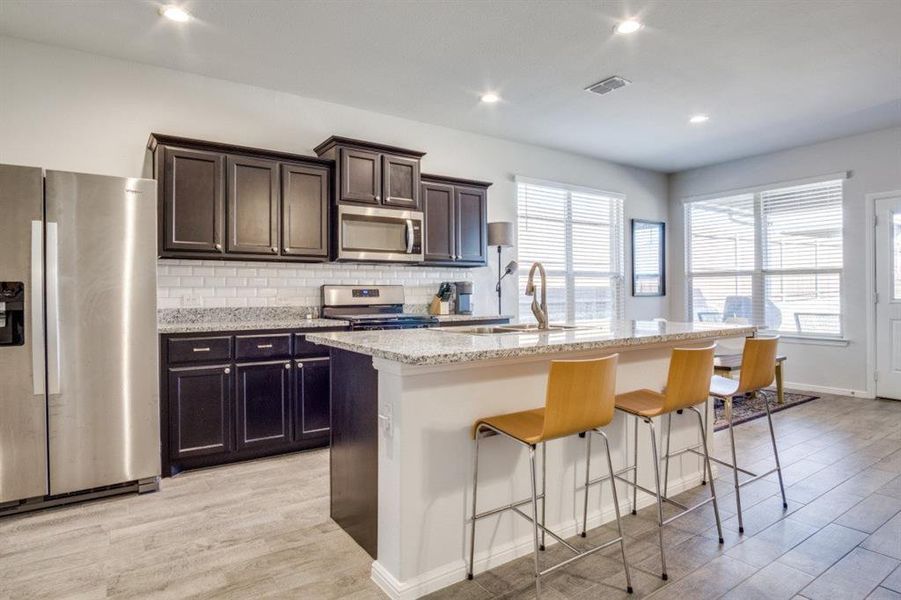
[893,213,901,300]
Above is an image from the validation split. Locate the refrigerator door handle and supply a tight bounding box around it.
[30,220,45,396]
[46,221,60,395]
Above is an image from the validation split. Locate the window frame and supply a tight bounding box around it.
[684,173,847,341]
[515,176,625,323]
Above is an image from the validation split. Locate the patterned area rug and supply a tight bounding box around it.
[713,389,819,431]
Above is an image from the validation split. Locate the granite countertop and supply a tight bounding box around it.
[157,307,348,334]
[305,320,757,366]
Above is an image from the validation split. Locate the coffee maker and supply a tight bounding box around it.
[454,281,473,315]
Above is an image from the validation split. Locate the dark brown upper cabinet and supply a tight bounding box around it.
[149,134,332,263]
[161,147,225,254]
[421,174,491,267]
[281,163,329,258]
[340,148,381,205]
[455,186,488,264]
[422,182,455,262]
[314,136,425,211]
[382,154,420,209]
[226,156,279,256]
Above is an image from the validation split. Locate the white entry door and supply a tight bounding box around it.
[875,195,901,399]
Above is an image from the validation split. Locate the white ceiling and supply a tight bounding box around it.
[1,0,899,172]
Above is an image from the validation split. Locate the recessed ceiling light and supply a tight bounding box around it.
[614,19,643,34]
[480,93,500,104]
[160,5,191,22]
[689,114,710,124]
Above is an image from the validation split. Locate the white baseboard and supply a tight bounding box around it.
[370,471,706,600]
[783,380,874,399]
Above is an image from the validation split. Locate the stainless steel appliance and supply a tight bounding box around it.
[336,205,424,263]
[321,285,437,330]
[454,281,473,315]
[0,164,160,512]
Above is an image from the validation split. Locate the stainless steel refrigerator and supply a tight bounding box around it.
[0,164,160,510]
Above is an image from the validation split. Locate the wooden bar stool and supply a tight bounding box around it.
[602,345,724,581]
[468,355,632,597]
[708,336,788,534]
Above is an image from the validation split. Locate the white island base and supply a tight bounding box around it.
[307,322,754,599]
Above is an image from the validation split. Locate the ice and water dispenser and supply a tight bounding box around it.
[0,282,25,346]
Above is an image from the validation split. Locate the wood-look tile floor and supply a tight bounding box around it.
[2,393,901,599]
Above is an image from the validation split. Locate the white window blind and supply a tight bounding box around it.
[686,178,844,338]
[517,179,624,323]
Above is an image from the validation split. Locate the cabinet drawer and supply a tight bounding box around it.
[235,333,292,360]
[168,336,232,364]
[293,333,335,358]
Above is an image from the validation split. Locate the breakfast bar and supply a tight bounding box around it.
[307,320,756,598]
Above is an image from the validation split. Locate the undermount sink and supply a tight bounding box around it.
[497,323,578,332]
[440,323,581,335]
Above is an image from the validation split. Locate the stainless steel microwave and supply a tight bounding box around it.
[336,204,424,262]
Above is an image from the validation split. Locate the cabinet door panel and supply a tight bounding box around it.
[455,186,488,264]
[281,163,329,257]
[423,182,456,262]
[163,147,225,253]
[340,148,381,204]
[168,365,231,459]
[295,358,330,439]
[236,361,292,449]
[382,155,420,209]
[226,156,279,255]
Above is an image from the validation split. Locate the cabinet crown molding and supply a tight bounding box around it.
[313,135,426,159]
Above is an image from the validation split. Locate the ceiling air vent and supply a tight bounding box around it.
[585,76,632,96]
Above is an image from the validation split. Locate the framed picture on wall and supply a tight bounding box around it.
[631,219,665,297]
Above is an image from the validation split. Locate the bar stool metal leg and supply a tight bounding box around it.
[468,427,482,580]
[631,416,639,515]
[581,433,592,537]
[528,445,542,598]
[540,442,547,551]
[726,397,745,533]
[598,430,634,594]
[764,393,789,509]
[689,406,725,544]
[646,418,668,580]
[663,412,673,497]
[701,399,709,485]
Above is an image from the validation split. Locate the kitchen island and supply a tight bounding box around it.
[306,320,756,599]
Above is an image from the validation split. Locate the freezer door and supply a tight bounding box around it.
[0,164,49,503]
[45,171,160,494]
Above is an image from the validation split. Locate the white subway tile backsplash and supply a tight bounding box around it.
[157,258,473,309]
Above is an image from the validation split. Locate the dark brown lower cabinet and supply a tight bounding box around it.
[167,364,233,460]
[236,360,292,450]
[295,357,331,440]
[161,329,341,476]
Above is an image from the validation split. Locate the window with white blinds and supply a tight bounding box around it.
[686,178,844,338]
[517,179,624,323]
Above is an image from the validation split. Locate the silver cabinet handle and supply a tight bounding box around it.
[215,243,222,251]
[193,347,211,353]
[284,247,289,252]
[257,343,273,349]
[224,367,231,374]
[285,363,291,370]
[271,246,278,253]
[295,361,304,369]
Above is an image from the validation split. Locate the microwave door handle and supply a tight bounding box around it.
[405,219,414,254]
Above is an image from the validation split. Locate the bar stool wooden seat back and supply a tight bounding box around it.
[594,344,724,581]
[468,354,632,597]
[708,336,788,534]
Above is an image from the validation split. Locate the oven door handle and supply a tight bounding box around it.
[404,219,414,254]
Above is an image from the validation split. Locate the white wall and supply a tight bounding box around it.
[670,126,901,395]
[0,36,670,320]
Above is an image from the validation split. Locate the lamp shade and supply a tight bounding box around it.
[487,221,515,247]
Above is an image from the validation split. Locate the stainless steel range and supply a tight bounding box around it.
[321,285,437,330]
